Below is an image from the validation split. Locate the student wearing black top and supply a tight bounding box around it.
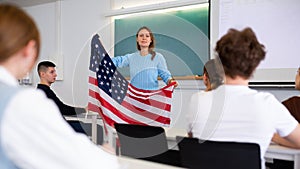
[37,61,87,133]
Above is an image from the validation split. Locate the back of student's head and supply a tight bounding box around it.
[215,27,266,79]
[0,3,40,63]
[203,59,224,90]
[37,61,56,76]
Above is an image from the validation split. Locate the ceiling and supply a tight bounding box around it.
[0,0,59,7]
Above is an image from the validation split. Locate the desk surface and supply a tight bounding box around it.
[164,127,187,139]
[265,144,300,161]
[118,156,185,169]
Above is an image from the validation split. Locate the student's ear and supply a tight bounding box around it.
[20,40,37,74]
[22,40,37,67]
[23,40,37,59]
[40,71,45,77]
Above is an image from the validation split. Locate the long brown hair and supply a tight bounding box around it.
[136,26,156,60]
[0,3,40,63]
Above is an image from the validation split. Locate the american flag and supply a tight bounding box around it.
[88,34,175,127]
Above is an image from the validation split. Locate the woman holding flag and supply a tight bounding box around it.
[112,26,177,90]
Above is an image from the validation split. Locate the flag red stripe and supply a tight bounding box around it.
[126,93,171,111]
[89,89,146,125]
[88,102,116,127]
[89,76,97,86]
[121,101,170,124]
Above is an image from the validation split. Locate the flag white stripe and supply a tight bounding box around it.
[100,106,128,124]
[127,89,172,104]
[89,71,96,77]
[89,83,100,93]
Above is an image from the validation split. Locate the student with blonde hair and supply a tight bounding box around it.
[0,3,119,169]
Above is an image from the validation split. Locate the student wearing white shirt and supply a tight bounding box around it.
[187,27,300,169]
[0,3,119,169]
[202,59,224,92]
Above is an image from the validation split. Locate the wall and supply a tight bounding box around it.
[25,0,112,107]
[24,0,300,129]
[211,0,300,83]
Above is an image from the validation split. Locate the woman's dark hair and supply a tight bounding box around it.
[203,59,224,90]
[136,26,156,60]
[215,27,266,79]
[0,3,40,63]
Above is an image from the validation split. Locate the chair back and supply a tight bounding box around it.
[176,137,261,169]
[115,123,169,159]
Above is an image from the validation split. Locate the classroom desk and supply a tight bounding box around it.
[118,156,185,169]
[265,144,300,169]
[165,128,300,169]
[164,127,187,150]
[64,112,103,144]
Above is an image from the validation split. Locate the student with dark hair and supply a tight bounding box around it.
[0,3,118,169]
[187,59,224,137]
[112,26,177,90]
[187,27,300,169]
[37,60,89,134]
[37,60,86,116]
[202,59,224,91]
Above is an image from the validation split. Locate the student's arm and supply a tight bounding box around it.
[111,53,131,68]
[156,53,172,84]
[273,125,300,149]
[44,87,85,116]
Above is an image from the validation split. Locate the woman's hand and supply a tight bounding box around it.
[168,78,178,88]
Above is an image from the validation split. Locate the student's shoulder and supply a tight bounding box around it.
[13,88,53,106]
[250,89,279,104]
[191,90,212,99]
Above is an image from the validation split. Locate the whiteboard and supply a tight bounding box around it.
[210,0,300,84]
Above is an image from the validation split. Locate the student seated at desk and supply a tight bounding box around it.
[202,58,224,92]
[188,58,224,137]
[37,61,86,116]
[187,27,300,169]
[37,61,89,134]
[0,3,118,169]
[270,67,300,169]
